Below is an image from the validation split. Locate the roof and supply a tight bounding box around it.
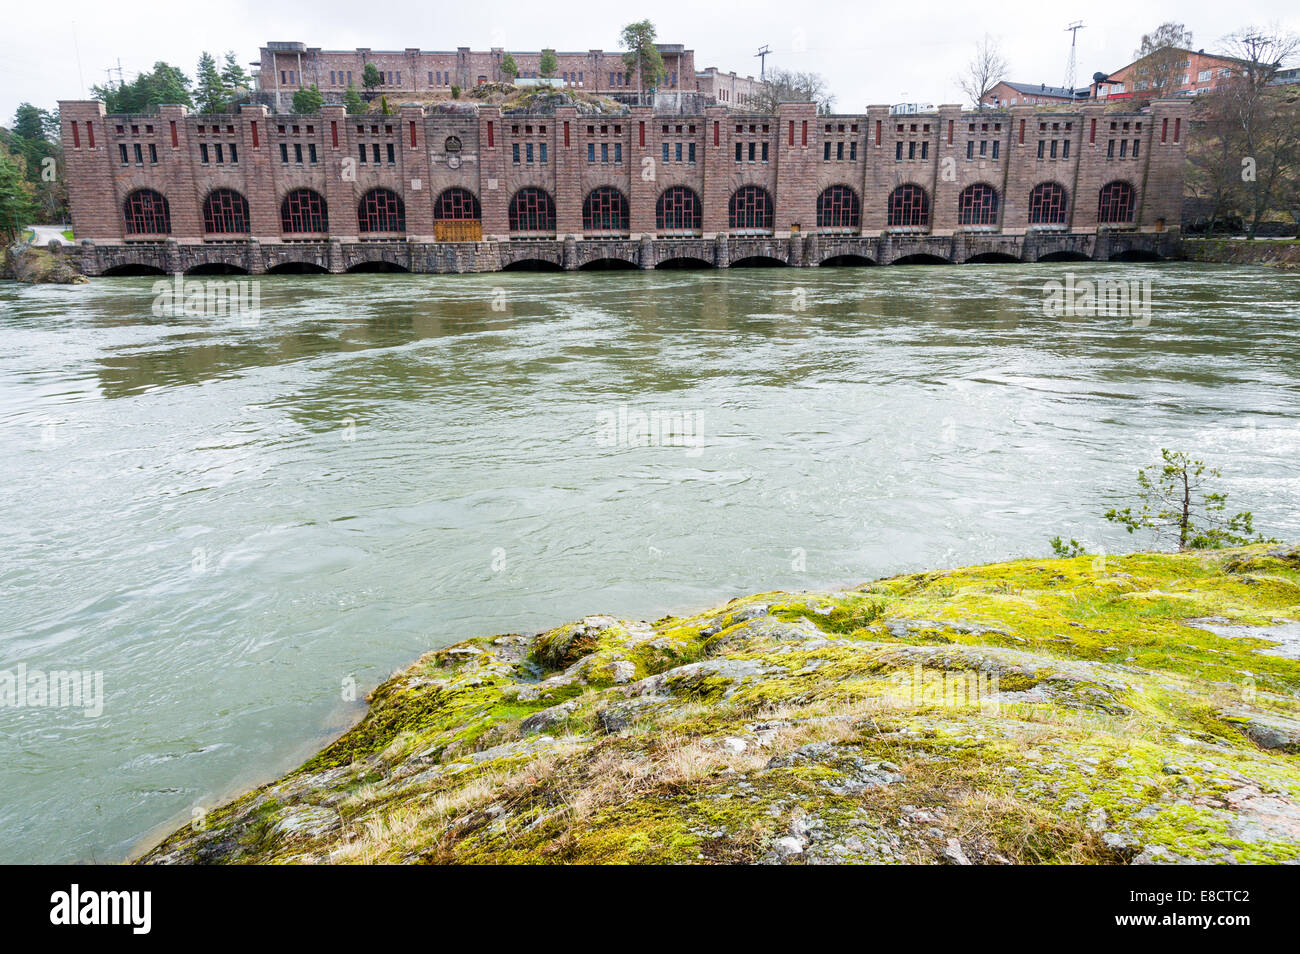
[1102,47,1251,79]
[994,81,1086,99]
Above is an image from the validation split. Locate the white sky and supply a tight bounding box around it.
[2,0,1298,123]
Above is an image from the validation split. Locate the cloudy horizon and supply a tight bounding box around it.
[2,0,1299,122]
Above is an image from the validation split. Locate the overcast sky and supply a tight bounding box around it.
[3,0,1298,123]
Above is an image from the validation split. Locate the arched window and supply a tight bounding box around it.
[1097,181,1135,224]
[728,185,773,231]
[280,189,328,233]
[508,188,555,232]
[202,188,250,235]
[887,184,929,228]
[123,189,170,235]
[358,188,405,233]
[656,186,701,232]
[583,187,629,232]
[957,183,1000,226]
[433,187,481,221]
[1028,182,1069,225]
[816,185,860,230]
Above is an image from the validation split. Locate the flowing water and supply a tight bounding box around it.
[1,262,1297,863]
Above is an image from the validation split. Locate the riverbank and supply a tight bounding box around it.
[2,244,87,284]
[1179,237,1300,269]
[139,543,1300,865]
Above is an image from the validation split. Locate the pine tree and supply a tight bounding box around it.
[220,51,251,97]
[344,84,366,114]
[539,50,558,78]
[196,53,228,114]
[0,145,38,243]
[501,53,518,81]
[293,84,324,114]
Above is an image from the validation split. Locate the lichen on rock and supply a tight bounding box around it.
[137,543,1300,865]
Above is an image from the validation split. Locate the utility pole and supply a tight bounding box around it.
[1064,21,1085,95]
[755,44,770,81]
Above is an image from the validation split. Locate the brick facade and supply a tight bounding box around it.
[259,41,695,112]
[59,98,1192,250]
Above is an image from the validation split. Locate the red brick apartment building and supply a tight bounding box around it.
[258,41,700,111]
[1092,48,1245,100]
[57,97,1191,274]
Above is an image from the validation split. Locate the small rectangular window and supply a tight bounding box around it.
[615,143,622,163]
[281,143,289,163]
[896,141,903,160]
[359,144,367,164]
[1036,140,1044,159]
[133,143,143,164]
[372,143,380,163]
[761,142,768,161]
[850,142,857,160]
[601,143,609,163]
[540,143,547,163]
[921,142,928,159]
[386,143,394,163]
[526,143,534,163]
[513,143,520,164]
[295,143,303,164]
[1107,139,1115,158]
[200,143,209,163]
[836,142,843,160]
[215,143,224,163]
[119,144,128,163]
[1132,139,1139,158]
[990,141,998,160]
[736,142,743,161]
[968,141,975,160]
[824,142,831,160]
[1060,140,1068,159]
[688,143,695,163]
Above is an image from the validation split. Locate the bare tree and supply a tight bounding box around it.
[958,36,1008,110]
[1212,26,1300,237]
[751,68,835,114]
[1220,26,1299,87]
[1130,22,1193,101]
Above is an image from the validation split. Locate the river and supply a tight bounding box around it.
[1,261,1297,863]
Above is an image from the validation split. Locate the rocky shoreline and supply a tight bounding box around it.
[139,544,1300,864]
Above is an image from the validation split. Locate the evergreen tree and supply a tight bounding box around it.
[501,53,518,81]
[220,51,251,97]
[539,49,558,78]
[362,63,382,100]
[293,84,324,113]
[196,53,228,114]
[620,20,665,95]
[344,84,366,114]
[0,144,38,242]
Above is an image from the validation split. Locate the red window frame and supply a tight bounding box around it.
[728,185,773,231]
[887,184,929,228]
[656,186,701,232]
[816,185,860,229]
[508,187,555,232]
[1097,181,1135,224]
[280,188,328,233]
[203,188,250,234]
[358,188,406,233]
[123,189,170,235]
[957,183,1000,226]
[1027,182,1069,225]
[434,187,481,221]
[582,187,629,232]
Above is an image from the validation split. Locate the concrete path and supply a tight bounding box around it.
[27,225,73,246]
